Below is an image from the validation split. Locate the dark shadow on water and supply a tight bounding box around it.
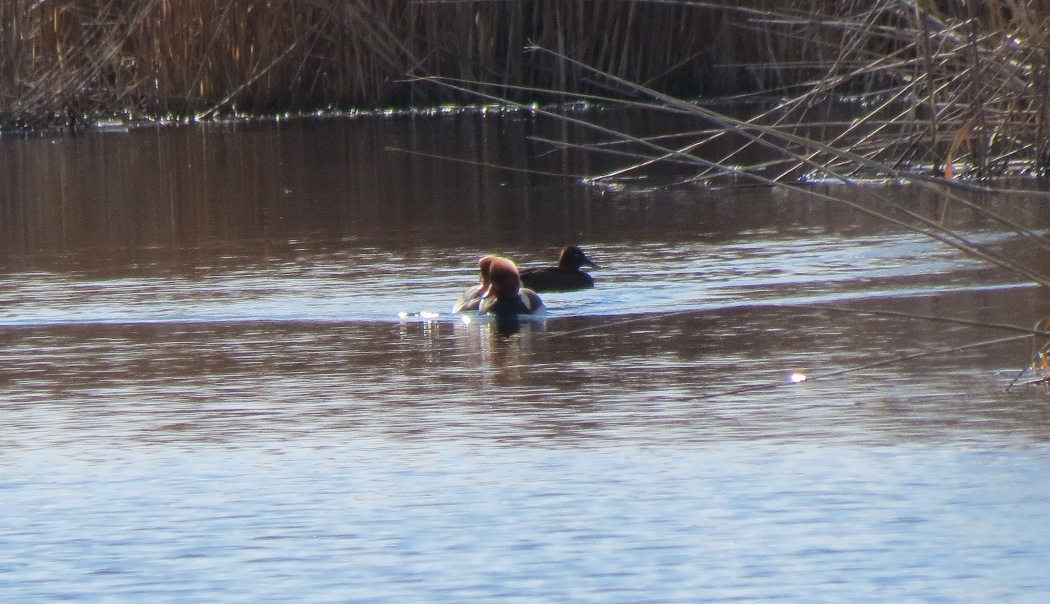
[493,315,523,337]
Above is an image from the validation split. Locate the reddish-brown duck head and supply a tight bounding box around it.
[482,257,522,299]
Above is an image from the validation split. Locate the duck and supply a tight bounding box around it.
[452,255,497,313]
[479,256,544,317]
[519,245,599,292]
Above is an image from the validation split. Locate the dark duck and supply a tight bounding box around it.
[519,245,599,292]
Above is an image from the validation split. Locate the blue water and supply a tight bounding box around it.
[5,443,1049,602]
[3,117,1050,602]
[0,231,1021,327]
[2,233,1049,601]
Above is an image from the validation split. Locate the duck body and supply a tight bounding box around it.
[519,245,598,292]
[452,284,486,313]
[519,266,594,292]
[479,257,545,317]
[478,288,545,317]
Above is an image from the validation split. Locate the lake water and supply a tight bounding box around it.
[2,112,1050,601]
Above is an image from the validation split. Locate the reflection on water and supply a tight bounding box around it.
[5,112,1050,264]
[3,116,1050,601]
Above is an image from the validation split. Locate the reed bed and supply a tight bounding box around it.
[0,2,1033,115]
[3,1,1050,179]
[485,0,1050,183]
[731,0,1050,181]
[1,0,731,126]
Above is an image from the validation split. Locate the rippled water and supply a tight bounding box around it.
[3,115,1050,601]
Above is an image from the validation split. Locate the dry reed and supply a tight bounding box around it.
[2,0,1050,182]
[0,3,1025,115]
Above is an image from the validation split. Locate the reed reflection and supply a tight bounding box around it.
[6,116,1048,277]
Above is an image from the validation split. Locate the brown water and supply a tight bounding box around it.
[3,114,1050,601]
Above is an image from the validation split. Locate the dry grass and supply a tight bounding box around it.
[2,0,1049,183]
[753,0,1050,181]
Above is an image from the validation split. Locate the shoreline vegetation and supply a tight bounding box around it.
[2,0,1049,181]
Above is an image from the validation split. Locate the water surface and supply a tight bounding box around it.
[2,115,1050,601]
